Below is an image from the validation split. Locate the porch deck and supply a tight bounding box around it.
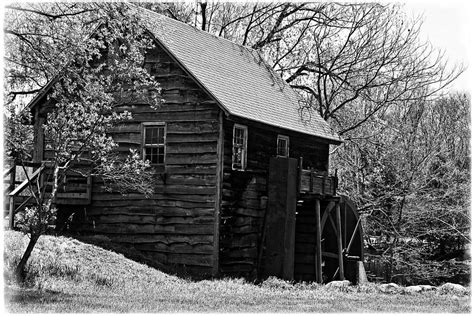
[4,161,91,229]
[299,169,338,197]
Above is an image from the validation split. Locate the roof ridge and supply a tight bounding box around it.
[128,3,259,55]
[128,2,341,143]
[129,3,292,97]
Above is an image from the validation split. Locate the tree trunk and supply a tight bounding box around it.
[14,234,40,283]
[200,2,207,31]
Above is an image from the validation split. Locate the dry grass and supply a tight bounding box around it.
[3,231,471,313]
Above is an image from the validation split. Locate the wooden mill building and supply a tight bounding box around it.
[7,7,365,283]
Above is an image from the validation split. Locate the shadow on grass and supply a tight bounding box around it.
[5,286,73,305]
[66,232,209,281]
[4,285,121,313]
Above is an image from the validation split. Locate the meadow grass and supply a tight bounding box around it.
[3,231,471,313]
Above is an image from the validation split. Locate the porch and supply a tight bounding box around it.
[3,161,92,229]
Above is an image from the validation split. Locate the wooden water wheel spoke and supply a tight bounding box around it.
[327,213,337,235]
[322,251,338,259]
[320,196,364,283]
[335,203,345,280]
[346,216,362,253]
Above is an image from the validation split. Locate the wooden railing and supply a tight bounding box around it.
[298,168,338,196]
[4,161,92,229]
[3,165,17,195]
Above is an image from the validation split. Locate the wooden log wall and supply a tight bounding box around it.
[219,117,331,279]
[62,43,221,277]
[31,34,335,279]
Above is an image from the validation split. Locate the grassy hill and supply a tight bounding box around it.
[3,231,470,313]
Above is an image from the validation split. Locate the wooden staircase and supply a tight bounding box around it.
[3,161,92,229]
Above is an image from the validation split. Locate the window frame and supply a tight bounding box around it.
[142,122,166,166]
[276,134,290,158]
[232,124,248,171]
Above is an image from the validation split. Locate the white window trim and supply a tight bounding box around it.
[277,134,290,158]
[142,122,166,165]
[232,124,248,171]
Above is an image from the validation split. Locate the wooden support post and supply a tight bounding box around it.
[212,110,224,277]
[297,157,303,194]
[335,203,345,280]
[86,176,92,203]
[8,164,16,229]
[9,164,16,193]
[314,199,323,283]
[9,196,15,229]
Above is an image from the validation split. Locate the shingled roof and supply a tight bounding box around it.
[137,8,341,143]
[27,5,341,143]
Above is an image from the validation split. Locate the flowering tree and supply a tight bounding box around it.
[4,3,162,282]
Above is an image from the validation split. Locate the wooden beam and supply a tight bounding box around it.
[3,165,15,178]
[9,196,15,229]
[346,216,362,253]
[322,251,338,259]
[335,203,345,280]
[86,175,92,203]
[314,199,323,283]
[297,157,303,195]
[321,176,326,195]
[212,110,224,277]
[9,164,44,197]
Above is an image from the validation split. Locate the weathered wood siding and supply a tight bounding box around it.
[31,35,335,280]
[219,116,331,278]
[68,43,221,277]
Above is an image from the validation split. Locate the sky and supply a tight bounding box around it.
[402,0,472,93]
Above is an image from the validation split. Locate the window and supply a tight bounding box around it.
[143,124,166,165]
[232,124,248,170]
[277,135,289,157]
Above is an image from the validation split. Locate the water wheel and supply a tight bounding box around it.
[320,196,364,283]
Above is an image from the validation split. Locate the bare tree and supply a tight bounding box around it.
[141,2,464,136]
[333,92,470,283]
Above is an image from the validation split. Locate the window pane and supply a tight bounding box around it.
[232,125,247,170]
[151,127,158,144]
[144,125,166,165]
[145,128,152,144]
[145,127,160,145]
[151,147,158,164]
[277,137,288,157]
[145,147,151,161]
[233,146,242,166]
[234,128,244,145]
[145,126,165,145]
[158,146,165,164]
[158,127,164,144]
[145,147,159,164]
